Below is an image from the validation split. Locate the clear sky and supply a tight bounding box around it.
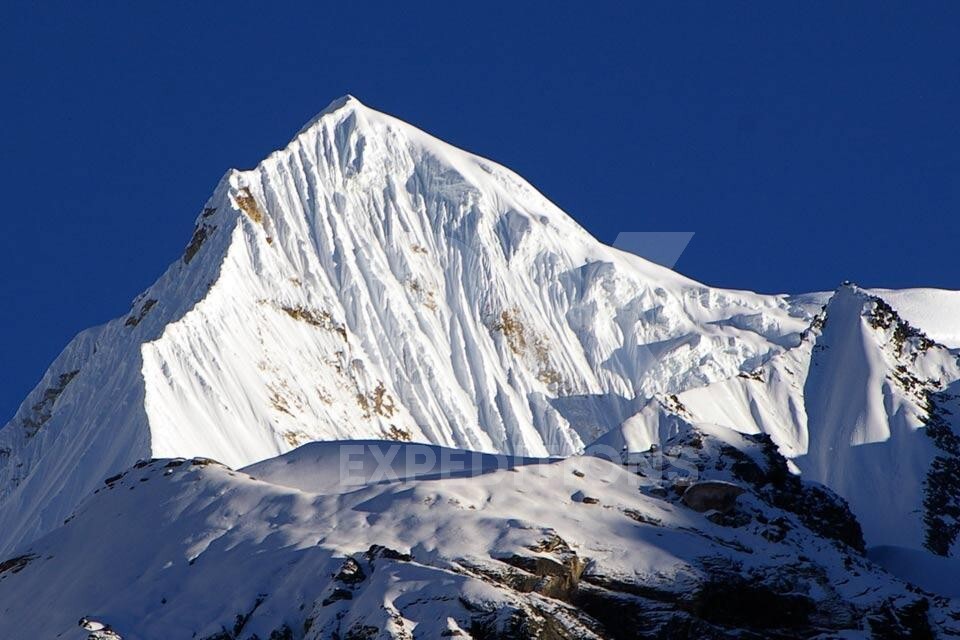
[1,2,959,421]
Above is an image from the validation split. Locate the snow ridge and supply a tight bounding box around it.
[612,284,960,555]
[1,437,954,639]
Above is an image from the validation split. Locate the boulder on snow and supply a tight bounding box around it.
[571,490,599,504]
[79,617,122,639]
[334,557,366,584]
[681,480,745,513]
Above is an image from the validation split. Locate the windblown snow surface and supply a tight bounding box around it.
[2,435,958,639]
[1,96,959,638]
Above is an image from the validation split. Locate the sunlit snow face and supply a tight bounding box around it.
[331,441,700,490]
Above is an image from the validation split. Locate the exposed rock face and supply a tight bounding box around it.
[611,422,867,554]
[680,481,745,513]
[922,387,960,556]
[720,431,867,552]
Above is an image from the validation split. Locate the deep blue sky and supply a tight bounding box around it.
[1,2,959,421]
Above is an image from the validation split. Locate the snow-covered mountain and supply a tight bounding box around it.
[596,284,960,558]
[0,96,820,555]
[2,96,960,637]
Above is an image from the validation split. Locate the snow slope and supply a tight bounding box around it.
[605,284,960,555]
[0,96,817,555]
[868,546,960,599]
[243,439,549,495]
[1,435,953,640]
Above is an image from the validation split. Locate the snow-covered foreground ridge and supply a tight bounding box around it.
[2,436,958,639]
[0,95,829,554]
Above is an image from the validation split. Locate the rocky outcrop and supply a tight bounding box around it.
[680,481,745,513]
[922,389,960,556]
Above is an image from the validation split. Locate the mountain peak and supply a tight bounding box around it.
[826,280,868,304]
[294,93,367,136]
[329,93,361,108]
